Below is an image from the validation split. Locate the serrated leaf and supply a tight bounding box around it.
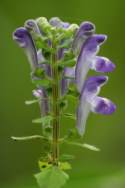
[32,115,53,127]
[59,154,75,161]
[25,99,38,105]
[34,166,69,188]
[63,113,76,120]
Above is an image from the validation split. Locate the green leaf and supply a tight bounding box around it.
[65,94,78,102]
[82,143,100,152]
[59,162,72,171]
[11,135,46,141]
[39,161,71,171]
[32,115,53,127]
[32,78,50,87]
[59,154,75,161]
[33,67,45,78]
[59,58,76,67]
[39,161,52,171]
[66,141,100,152]
[34,166,69,188]
[25,99,38,105]
[63,113,76,120]
[59,99,68,111]
[58,38,73,48]
[67,86,79,98]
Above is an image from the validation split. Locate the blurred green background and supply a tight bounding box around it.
[0,0,125,187]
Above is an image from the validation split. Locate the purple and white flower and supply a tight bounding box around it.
[75,34,107,92]
[13,27,38,71]
[76,76,116,136]
[72,21,95,54]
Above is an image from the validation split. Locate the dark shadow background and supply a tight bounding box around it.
[0,0,125,187]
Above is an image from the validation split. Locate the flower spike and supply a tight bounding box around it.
[12,18,116,187]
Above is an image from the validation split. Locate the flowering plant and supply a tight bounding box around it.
[12,17,116,188]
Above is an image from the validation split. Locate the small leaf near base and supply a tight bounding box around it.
[34,166,69,188]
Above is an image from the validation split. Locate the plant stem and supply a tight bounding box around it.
[51,43,60,165]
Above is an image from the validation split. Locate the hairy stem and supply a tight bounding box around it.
[51,44,60,165]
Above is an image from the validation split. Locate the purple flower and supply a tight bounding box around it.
[76,76,116,136]
[24,19,41,34]
[13,27,38,71]
[90,56,115,72]
[75,34,107,92]
[72,21,95,54]
[91,96,116,115]
[61,66,75,95]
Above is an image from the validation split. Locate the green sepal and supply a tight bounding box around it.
[33,67,45,78]
[35,36,51,52]
[34,166,69,188]
[63,50,75,61]
[59,99,68,111]
[37,17,54,39]
[63,113,76,120]
[32,67,52,87]
[59,58,76,67]
[56,24,78,41]
[33,35,50,51]
[32,115,53,127]
[66,85,79,98]
[65,94,78,103]
[46,86,52,96]
[57,38,73,48]
[65,24,79,36]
